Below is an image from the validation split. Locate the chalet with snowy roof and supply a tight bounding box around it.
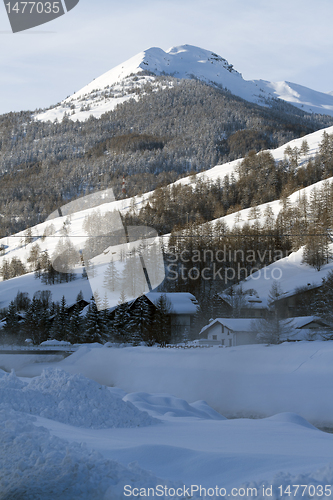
[280,316,332,341]
[129,292,199,337]
[214,290,268,319]
[199,318,257,347]
[271,284,321,318]
[198,315,332,346]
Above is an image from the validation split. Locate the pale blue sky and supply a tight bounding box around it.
[1,0,333,115]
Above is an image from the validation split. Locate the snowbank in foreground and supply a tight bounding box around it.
[0,408,189,500]
[55,342,333,427]
[2,408,333,500]
[238,462,333,500]
[1,366,333,498]
[0,369,156,429]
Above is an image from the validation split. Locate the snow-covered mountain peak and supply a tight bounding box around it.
[35,44,333,122]
[68,44,242,99]
[34,44,259,122]
[147,44,241,78]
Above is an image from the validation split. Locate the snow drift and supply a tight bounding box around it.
[0,368,156,429]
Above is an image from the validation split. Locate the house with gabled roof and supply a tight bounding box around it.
[280,316,332,341]
[198,318,257,347]
[198,314,333,346]
[213,289,268,319]
[271,284,321,318]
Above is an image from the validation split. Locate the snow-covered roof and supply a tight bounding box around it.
[273,284,321,302]
[200,318,255,335]
[40,340,72,347]
[282,316,331,330]
[218,292,268,309]
[278,316,329,341]
[146,292,198,316]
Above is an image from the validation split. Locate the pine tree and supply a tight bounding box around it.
[103,259,119,292]
[9,257,26,278]
[311,271,333,334]
[38,306,51,344]
[68,303,83,344]
[40,251,58,285]
[113,291,131,343]
[93,290,102,311]
[128,295,154,345]
[22,303,35,344]
[122,250,146,299]
[84,298,104,344]
[302,224,329,271]
[153,294,172,346]
[22,297,50,345]
[100,293,111,341]
[27,243,41,272]
[3,301,20,344]
[50,296,70,341]
[300,139,310,159]
[1,260,11,281]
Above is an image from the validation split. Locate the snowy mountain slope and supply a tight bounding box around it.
[238,244,333,300]
[254,80,333,116]
[35,45,333,122]
[1,123,331,275]
[0,271,92,311]
[0,124,332,315]
[1,124,333,307]
[176,124,333,187]
[201,177,333,300]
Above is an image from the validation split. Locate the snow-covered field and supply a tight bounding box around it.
[1,343,333,499]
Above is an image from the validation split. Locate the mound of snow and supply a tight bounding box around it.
[236,463,333,500]
[0,369,156,429]
[190,400,227,420]
[0,408,190,500]
[124,392,226,420]
[0,370,26,390]
[265,412,318,430]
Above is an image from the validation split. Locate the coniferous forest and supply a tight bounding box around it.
[1,76,332,236]
[1,76,333,344]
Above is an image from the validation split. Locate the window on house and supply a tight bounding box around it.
[212,335,217,340]
[221,339,224,345]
